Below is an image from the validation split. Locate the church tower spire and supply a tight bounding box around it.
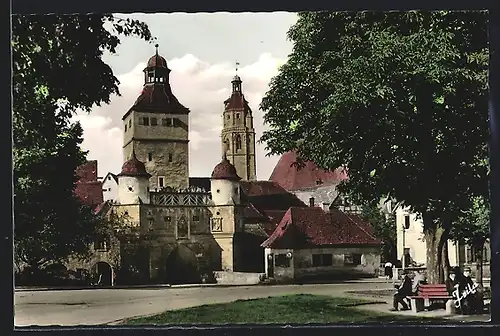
[121,44,190,190]
[221,67,257,181]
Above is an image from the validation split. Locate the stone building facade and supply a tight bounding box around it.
[68,46,381,286]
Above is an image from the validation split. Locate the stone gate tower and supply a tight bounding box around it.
[221,72,257,181]
[122,44,190,190]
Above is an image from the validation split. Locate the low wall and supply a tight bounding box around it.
[214,271,265,285]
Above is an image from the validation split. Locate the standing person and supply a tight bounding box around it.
[391,270,413,311]
[384,261,393,280]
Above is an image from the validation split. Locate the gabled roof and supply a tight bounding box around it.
[269,151,347,191]
[103,172,118,184]
[240,181,307,211]
[261,207,381,249]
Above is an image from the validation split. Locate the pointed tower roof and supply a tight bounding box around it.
[123,44,189,119]
[117,150,151,178]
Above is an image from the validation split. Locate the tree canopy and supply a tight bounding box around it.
[260,11,489,283]
[359,199,397,263]
[13,14,153,269]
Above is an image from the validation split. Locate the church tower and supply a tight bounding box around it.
[221,68,257,181]
[122,44,190,190]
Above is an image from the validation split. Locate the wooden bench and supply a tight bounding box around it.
[408,284,453,313]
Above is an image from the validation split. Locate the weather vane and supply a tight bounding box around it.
[235,61,240,73]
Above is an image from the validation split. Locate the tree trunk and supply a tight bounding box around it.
[442,239,451,282]
[424,215,449,284]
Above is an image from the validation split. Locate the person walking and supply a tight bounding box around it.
[384,261,393,280]
[391,270,413,311]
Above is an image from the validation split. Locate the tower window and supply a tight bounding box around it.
[124,124,128,132]
[151,117,158,126]
[161,118,168,126]
[227,115,230,120]
[235,134,242,150]
[168,153,173,162]
[142,117,149,126]
[158,177,165,188]
[129,119,132,127]
[148,153,153,161]
[236,113,240,119]
[404,215,410,229]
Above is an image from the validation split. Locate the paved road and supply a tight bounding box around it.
[15,280,394,327]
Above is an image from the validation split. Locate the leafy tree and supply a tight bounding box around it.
[13,14,153,273]
[450,196,490,285]
[260,11,489,283]
[358,199,397,263]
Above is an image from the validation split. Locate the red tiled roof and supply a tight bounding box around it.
[240,181,307,211]
[74,161,103,206]
[269,151,348,191]
[127,83,189,115]
[211,158,241,181]
[224,92,250,110]
[118,151,151,178]
[261,207,381,249]
[94,201,111,215]
[76,160,98,183]
[344,212,376,236]
[243,202,266,220]
[224,75,251,111]
[147,53,168,68]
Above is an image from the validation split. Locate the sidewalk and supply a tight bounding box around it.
[14,282,263,292]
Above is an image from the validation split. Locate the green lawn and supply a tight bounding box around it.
[124,294,440,325]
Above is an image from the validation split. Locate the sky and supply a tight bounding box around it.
[72,12,298,180]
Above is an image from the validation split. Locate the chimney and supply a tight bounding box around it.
[309,197,315,207]
[322,203,330,212]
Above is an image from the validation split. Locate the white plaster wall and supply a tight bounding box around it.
[102,175,118,202]
[210,179,240,205]
[293,246,380,279]
[265,246,380,283]
[396,207,459,266]
[265,248,295,281]
[118,176,150,204]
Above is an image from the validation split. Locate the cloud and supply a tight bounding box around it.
[73,53,282,180]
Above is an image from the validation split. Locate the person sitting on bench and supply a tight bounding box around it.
[463,267,484,314]
[391,270,413,311]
